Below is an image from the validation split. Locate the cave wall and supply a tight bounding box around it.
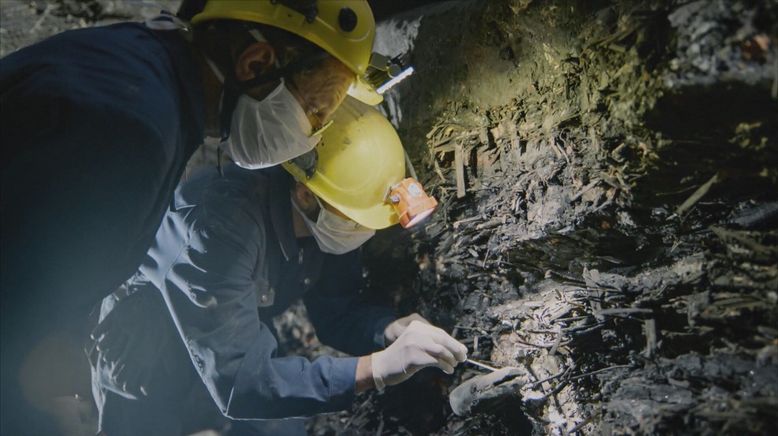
[2,0,776,434]
[363,0,778,434]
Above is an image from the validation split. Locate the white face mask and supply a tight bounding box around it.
[291,194,375,255]
[225,79,322,169]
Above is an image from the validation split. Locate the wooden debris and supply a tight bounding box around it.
[643,318,657,358]
[676,172,720,215]
[454,143,466,198]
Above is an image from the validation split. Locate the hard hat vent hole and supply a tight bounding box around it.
[339,8,357,32]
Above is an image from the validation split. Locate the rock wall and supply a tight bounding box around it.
[354,0,778,434]
[2,1,777,434]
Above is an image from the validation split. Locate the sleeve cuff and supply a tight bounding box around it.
[329,356,360,403]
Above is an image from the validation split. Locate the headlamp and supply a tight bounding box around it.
[387,178,438,229]
[347,53,414,105]
[365,52,414,95]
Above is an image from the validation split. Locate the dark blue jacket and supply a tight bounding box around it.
[1,23,205,434]
[90,165,395,433]
[0,23,205,321]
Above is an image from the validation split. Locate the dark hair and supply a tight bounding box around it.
[192,19,325,82]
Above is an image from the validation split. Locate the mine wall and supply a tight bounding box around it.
[1,0,777,435]
[348,1,778,434]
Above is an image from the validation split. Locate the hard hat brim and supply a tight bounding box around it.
[347,75,384,105]
[283,161,399,230]
[190,1,375,76]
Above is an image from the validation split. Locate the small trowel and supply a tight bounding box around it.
[464,358,500,372]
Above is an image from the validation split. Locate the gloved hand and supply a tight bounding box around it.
[383,313,430,344]
[371,320,467,390]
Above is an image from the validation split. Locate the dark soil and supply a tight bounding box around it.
[323,0,778,434]
[2,0,777,435]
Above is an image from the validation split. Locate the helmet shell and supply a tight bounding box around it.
[284,97,405,229]
[192,0,375,77]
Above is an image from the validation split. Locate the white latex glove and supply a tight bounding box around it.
[371,320,468,390]
[384,313,430,344]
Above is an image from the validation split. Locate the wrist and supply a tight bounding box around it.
[355,355,375,393]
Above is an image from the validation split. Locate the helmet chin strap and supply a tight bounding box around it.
[207,30,273,142]
[199,29,272,86]
[214,29,281,142]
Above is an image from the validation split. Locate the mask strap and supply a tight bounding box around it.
[203,56,225,84]
[312,195,326,222]
[313,196,365,230]
[291,193,317,229]
[239,52,329,90]
[215,26,319,141]
[217,28,277,141]
[248,29,268,43]
[216,146,224,177]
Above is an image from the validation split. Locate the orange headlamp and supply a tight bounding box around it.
[388,178,438,228]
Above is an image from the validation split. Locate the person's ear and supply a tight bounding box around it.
[235,42,276,82]
[293,183,318,215]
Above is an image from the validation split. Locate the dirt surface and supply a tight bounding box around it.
[338,0,778,434]
[0,0,180,57]
[2,0,777,435]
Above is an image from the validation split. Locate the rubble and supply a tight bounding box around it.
[1,0,776,434]
[344,0,778,434]
[0,0,179,57]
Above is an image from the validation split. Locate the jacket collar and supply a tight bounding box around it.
[150,27,205,146]
[267,169,299,262]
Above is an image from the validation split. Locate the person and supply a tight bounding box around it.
[87,98,466,435]
[0,1,384,432]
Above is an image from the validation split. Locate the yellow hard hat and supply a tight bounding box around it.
[191,0,382,104]
[283,97,405,229]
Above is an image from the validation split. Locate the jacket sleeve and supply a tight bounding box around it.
[140,188,357,420]
[303,252,396,356]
